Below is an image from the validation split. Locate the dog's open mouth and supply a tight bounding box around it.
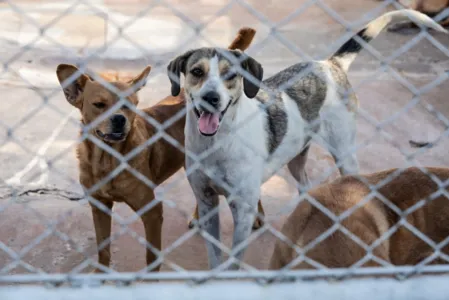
[194,101,231,136]
[198,110,220,136]
[96,130,126,142]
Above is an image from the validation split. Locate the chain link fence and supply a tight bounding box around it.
[1,0,449,298]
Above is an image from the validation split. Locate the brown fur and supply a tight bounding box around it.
[381,0,449,31]
[270,167,449,270]
[407,0,449,26]
[98,71,136,83]
[57,27,262,272]
[410,0,449,15]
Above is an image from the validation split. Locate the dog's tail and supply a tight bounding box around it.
[228,27,256,51]
[330,9,447,72]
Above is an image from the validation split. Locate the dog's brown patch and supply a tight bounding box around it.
[187,58,210,88]
[218,59,241,91]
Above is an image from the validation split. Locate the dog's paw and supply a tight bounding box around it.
[188,217,200,229]
[90,268,104,274]
[252,216,264,230]
[189,216,263,230]
[89,268,108,284]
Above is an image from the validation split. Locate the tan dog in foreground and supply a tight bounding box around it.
[270,167,449,270]
[56,27,262,272]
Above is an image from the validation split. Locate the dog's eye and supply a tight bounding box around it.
[190,68,204,77]
[223,72,237,81]
[93,102,106,109]
[121,104,129,110]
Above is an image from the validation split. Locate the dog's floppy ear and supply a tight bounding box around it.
[128,65,152,92]
[56,64,90,108]
[231,50,263,99]
[242,55,263,98]
[167,50,194,97]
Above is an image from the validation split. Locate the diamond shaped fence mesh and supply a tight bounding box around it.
[1,0,449,298]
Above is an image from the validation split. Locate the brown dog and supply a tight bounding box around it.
[270,167,449,270]
[378,0,449,32]
[56,27,263,272]
[97,71,136,83]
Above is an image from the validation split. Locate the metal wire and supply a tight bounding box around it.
[1,0,449,295]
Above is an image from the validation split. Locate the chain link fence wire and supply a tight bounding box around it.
[1,0,449,297]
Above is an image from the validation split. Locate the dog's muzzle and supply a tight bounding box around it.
[193,99,232,137]
[96,114,127,142]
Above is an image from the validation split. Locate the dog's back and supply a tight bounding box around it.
[270,167,449,269]
[373,167,449,265]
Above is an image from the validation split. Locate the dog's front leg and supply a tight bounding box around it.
[90,201,113,272]
[288,146,311,190]
[128,198,163,272]
[193,185,221,269]
[227,191,260,270]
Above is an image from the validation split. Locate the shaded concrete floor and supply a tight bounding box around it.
[0,0,449,274]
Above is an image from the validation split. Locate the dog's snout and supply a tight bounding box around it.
[202,91,220,106]
[111,114,126,129]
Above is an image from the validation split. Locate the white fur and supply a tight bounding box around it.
[185,60,358,270]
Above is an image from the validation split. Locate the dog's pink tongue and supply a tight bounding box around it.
[198,112,220,135]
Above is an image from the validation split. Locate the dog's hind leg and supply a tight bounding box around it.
[318,110,359,176]
[330,145,358,176]
[288,145,311,190]
[90,201,114,272]
[252,200,266,230]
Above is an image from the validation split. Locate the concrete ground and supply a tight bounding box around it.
[0,0,449,275]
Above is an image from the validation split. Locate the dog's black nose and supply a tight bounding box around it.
[111,114,126,129]
[202,91,220,107]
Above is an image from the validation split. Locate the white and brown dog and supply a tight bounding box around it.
[167,10,446,270]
